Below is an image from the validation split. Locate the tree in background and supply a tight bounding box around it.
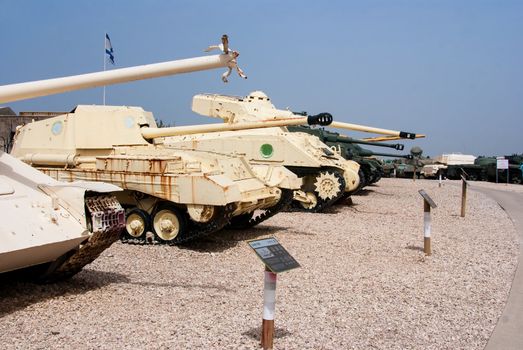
[155,118,174,128]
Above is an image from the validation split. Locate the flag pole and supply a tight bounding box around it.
[103,32,106,105]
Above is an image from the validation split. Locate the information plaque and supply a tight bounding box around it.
[497,159,509,170]
[418,189,437,208]
[248,237,300,273]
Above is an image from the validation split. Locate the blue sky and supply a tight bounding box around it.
[1,0,521,157]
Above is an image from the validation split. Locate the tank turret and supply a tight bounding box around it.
[192,91,424,140]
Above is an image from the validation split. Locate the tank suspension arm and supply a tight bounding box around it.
[329,121,419,139]
[140,116,332,139]
[0,54,234,104]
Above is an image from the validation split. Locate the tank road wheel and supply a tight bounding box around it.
[298,192,318,210]
[123,209,151,242]
[314,171,344,201]
[152,205,187,244]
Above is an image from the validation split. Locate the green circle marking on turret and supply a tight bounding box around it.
[260,144,274,158]
[51,121,63,135]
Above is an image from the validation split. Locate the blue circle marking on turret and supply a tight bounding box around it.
[51,121,63,135]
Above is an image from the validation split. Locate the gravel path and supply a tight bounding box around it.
[0,178,519,349]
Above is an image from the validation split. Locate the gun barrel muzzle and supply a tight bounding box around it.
[307,113,333,126]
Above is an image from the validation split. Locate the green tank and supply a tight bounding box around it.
[437,155,522,183]
[474,157,522,184]
[383,147,426,179]
[287,126,413,190]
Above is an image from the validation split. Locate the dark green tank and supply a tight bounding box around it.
[436,155,522,184]
[474,156,522,184]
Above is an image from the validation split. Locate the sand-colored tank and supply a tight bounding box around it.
[164,94,356,212]
[182,91,424,211]
[166,91,417,211]
[10,104,335,242]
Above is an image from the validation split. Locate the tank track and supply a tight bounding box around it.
[121,203,236,245]
[37,195,125,283]
[352,169,367,195]
[228,189,294,229]
[290,170,346,213]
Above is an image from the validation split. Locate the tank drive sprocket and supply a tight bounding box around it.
[314,171,344,201]
[36,194,125,283]
[228,189,294,229]
[292,169,346,213]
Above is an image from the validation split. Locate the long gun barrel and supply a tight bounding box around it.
[321,133,404,151]
[141,113,332,139]
[341,138,404,151]
[329,121,420,140]
[0,54,235,104]
[357,150,412,159]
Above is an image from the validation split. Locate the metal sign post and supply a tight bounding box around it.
[461,175,468,218]
[248,237,300,350]
[438,173,442,188]
[418,190,437,255]
[262,266,276,349]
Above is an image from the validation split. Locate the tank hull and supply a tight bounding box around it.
[0,151,124,280]
[164,127,361,211]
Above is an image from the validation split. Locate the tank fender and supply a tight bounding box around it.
[249,164,302,190]
[177,174,242,205]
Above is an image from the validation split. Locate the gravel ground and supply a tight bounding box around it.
[0,178,519,350]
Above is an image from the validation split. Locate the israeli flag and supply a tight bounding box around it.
[105,33,115,65]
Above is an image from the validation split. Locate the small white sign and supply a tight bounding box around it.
[497,159,509,169]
